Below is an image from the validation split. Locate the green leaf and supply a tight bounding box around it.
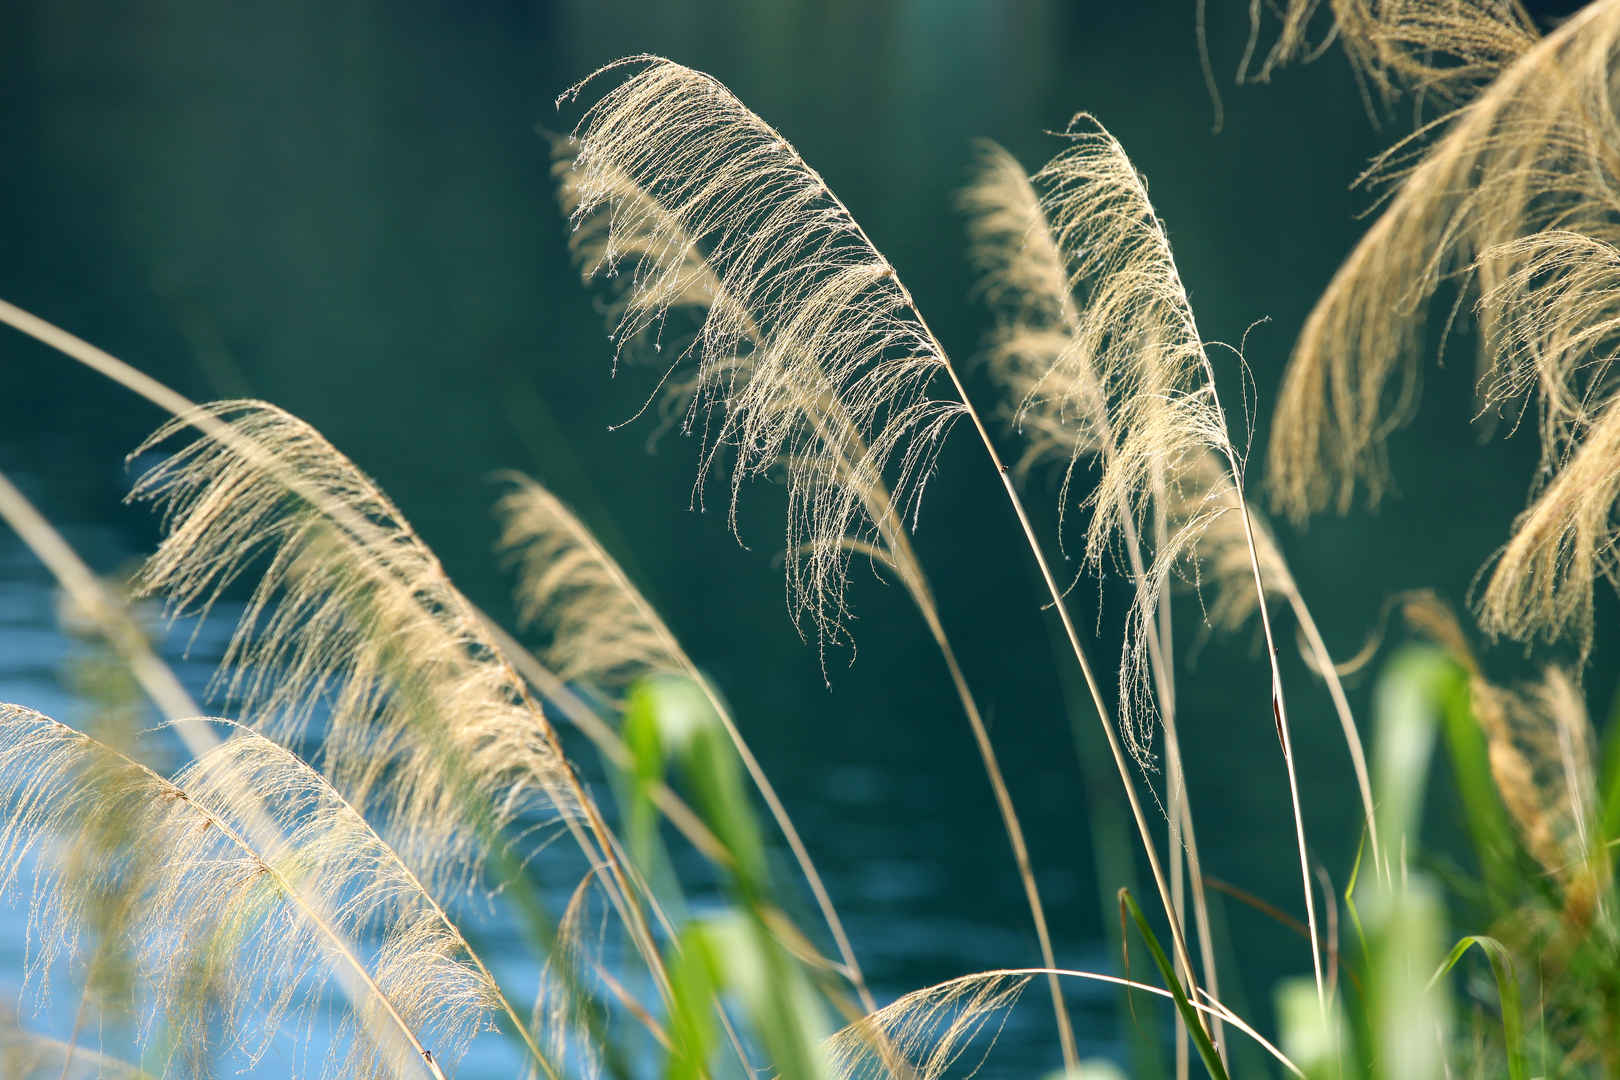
[1359,876,1451,1080]
[1428,935,1526,1080]
[1433,665,1522,901]
[1274,975,1351,1080]
[1597,684,1620,847]
[1371,646,1453,859]
[1119,889,1229,1080]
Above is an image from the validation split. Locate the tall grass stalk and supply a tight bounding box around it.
[551,131,1077,1054]
[560,63,1211,1057]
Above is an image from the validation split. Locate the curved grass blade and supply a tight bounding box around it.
[1427,935,1525,1080]
[1119,890,1229,1080]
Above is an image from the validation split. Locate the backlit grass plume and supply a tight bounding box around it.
[1268,0,1617,522]
[129,401,576,895]
[962,140,1299,636]
[495,473,685,689]
[1476,233,1620,656]
[558,57,965,651]
[962,139,1232,1064]
[822,972,1029,1080]
[0,705,511,1078]
[962,116,1327,1005]
[126,401,681,1030]
[1241,0,1537,105]
[0,312,675,1018]
[970,115,1258,769]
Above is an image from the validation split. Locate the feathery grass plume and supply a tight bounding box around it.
[0,466,469,1075]
[558,57,965,652]
[0,704,509,1078]
[496,474,685,689]
[1268,0,1616,522]
[0,309,694,1070]
[1479,393,1620,659]
[495,473,883,1028]
[825,968,1306,1079]
[962,142,1299,633]
[127,400,578,898]
[1240,0,1537,105]
[822,973,1030,1080]
[960,140,1108,491]
[969,113,1326,1006]
[549,135,712,437]
[962,138,1233,1065]
[124,400,692,1057]
[556,64,1083,1064]
[1476,233,1620,656]
[0,310,679,1039]
[999,115,1245,767]
[529,874,609,1080]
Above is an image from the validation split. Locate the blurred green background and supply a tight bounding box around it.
[0,0,1607,1073]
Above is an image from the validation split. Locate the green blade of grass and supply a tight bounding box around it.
[1433,663,1522,901]
[1427,935,1525,1080]
[1119,889,1229,1080]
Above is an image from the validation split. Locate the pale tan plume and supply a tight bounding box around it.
[0,304,690,1061]
[496,473,685,689]
[1269,0,1617,523]
[0,705,508,1078]
[559,58,966,652]
[824,968,1306,1079]
[1241,0,1537,105]
[1264,2,1620,658]
[124,399,686,1046]
[963,138,1231,1064]
[129,401,576,897]
[1475,233,1620,656]
[963,115,1326,1009]
[528,873,609,1080]
[0,465,482,1079]
[822,973,1030,1080]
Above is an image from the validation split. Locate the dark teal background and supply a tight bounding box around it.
[0,1,1607,1074]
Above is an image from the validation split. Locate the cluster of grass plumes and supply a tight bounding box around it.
[963,114,1273,775]
[128,400,579,896]
[10,2,1620,1076]
[1267,1,1620,660]
[1251,4,1620,1065]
